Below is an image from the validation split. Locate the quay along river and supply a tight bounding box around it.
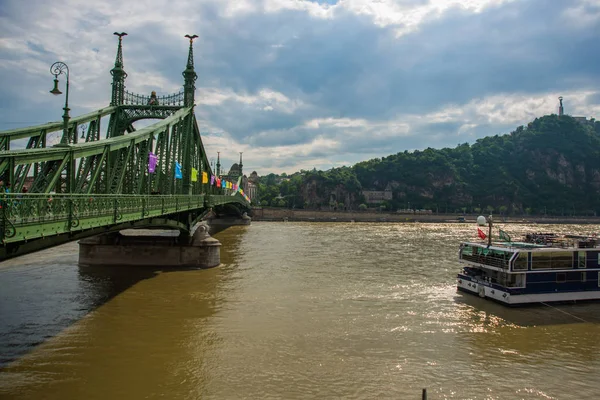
[1,222,599,399]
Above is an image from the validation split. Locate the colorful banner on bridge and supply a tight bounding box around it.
[174,162,182,179]
[191,168,198,182]
[200,172,251,202]
[148,152,157,173]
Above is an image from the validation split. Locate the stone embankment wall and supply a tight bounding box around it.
[251,208,600,225]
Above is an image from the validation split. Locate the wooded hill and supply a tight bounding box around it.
[256,115,600,216]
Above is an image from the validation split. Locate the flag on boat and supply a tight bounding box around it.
[202,171,208,184]
[477,228,487,240]
[148,152,157,173]
[499,229,511,242]
[191,168,198,182]
[174,162,182,179]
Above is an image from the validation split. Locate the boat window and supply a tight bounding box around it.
[551,252,574,269]
[481,249,510,269]
[513,252,528,270]
[459,244,473,259]
[579,251,587,268]
[531,251,574,270]
[460,245,513,269]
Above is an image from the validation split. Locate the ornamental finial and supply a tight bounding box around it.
[112,32,128,68]
[185,34,198,43]
[184,34,199,69]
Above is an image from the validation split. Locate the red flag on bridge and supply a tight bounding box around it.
[477,228,487,240]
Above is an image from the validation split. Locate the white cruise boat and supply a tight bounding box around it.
[457,217,600,306]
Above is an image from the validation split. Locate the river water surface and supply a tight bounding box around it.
[1,222,599,399]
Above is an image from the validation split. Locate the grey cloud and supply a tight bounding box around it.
[586,92,600,105]
[193,0,600,118]
[2,0,600,174]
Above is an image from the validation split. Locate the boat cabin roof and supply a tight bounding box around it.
[461,234,599,253]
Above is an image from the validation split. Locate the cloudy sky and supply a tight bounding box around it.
[1,0,599,174]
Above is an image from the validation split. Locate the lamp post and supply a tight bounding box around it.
[49,61,70,145]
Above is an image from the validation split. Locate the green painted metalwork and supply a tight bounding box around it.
[0,33,251,260]
[110,32,128,107]
[0,193,246,243]
[0,106,116,150]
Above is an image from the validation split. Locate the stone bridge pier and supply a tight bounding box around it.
[205,212,252,235]
[78,225,221,268]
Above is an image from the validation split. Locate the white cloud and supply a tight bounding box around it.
[263,0,335,18]
[259,0,517,36]
[304,117,369,129]
[199,87,302,113]
[1,0,598,175]
[433,90,599,126]
[561,0,600,28]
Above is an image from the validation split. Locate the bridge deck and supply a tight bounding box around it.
[0,193,244,245]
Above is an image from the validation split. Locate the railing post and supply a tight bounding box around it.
[67,198,73,232]
[422,388,427,400]
[113,198,118,223]
[0,194,6,243]
[142,197,146,218]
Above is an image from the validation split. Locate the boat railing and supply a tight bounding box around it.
[461,253,508,269]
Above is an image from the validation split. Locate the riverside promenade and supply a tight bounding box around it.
[251,207,600,225]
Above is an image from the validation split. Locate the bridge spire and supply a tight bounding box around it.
[110,32,128,106]
[216,152,221,176]
[239,152,243,176]
[183,34,198,107]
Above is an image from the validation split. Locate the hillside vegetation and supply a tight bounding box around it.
[256,115,600,216]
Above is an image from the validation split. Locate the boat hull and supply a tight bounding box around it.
[457,274,600,306]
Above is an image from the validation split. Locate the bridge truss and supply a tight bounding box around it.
[0,33,250,260]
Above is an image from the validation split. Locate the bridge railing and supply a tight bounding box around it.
[0,106,117,150]
[123,91,184,106]
[0,193,207,244]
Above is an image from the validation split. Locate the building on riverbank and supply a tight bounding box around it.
[362,183,393,204]
[251,207,600,225]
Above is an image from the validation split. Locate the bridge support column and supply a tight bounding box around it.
[78,227,221,268]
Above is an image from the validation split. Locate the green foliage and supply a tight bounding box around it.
[255,115,600,215]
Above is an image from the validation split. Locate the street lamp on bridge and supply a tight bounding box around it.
[49,61,71,145]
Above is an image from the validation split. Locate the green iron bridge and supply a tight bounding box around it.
[0,33,251,260]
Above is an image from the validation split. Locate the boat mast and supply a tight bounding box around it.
[487,215,493,247]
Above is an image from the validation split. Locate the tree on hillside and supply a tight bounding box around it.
[255,115,600,215]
